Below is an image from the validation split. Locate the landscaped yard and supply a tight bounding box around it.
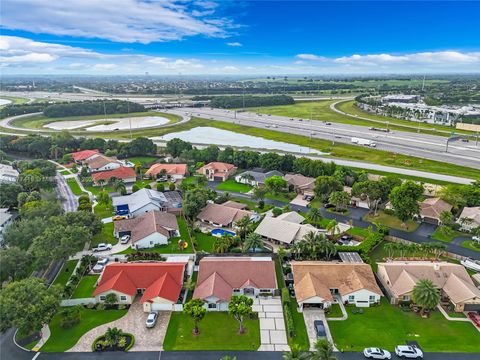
[194,231,216,253]
[216,179,252,193]
[59,169,71,175]
[52,259,78,288]
[461,240,480,252]
[328,299,480,352]
[41,307,127,352]
[431,226,466,243]
[363,211,419,232]
[163,312,260,350]
[116,216,194,254]
[91,222,115,248]
[326,303,343,318]
[86,185,115,196]
[127,156,157,165]
[265,191,296,203]
[93,202,114,219]
[71,275,100,298]
[346,226,370,239]
[66,178,85,196]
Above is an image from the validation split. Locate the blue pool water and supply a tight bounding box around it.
[211,228,236,237]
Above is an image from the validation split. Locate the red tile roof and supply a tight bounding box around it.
[145,163,188,177]
[71,149,99,161]
[193,257,277,301]
[92,166,136,182]
[93,263,185,303]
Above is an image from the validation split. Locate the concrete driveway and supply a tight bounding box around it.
[68,301,171,352]
[302,308,336,351]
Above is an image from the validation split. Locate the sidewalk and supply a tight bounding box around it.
[31,324,50,352]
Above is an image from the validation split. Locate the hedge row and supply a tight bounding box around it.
[283,304,296,338]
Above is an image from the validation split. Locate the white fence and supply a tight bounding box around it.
[173,304,183,311]
[61,298,96,307]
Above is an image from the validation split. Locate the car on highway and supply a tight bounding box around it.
[313,320,326,338]
[394,345,423,358]
[363,347,391,359]
[93,243,112,252]
[120,235,131,244]
[146,311,158,328]
[272,125,278,128]
[325,122,331,125]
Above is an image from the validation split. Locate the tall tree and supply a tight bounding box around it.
[314,176,342,202]
[412,279,440,317]
[183,299,207,335]
[328,191,351,210]
[264,176,287,195]
[389,181,424,226]
[228,295,253,334]
[313,339,337,360]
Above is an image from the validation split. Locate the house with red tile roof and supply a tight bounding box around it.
[93,262,186,312]
[193,257,277,311]
[91,166,136,185]
[114,210,179,249]
[145,163,188,181]
[196,162,237,182]
[70,149,99,163]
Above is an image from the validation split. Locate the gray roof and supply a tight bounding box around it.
[0,208,13,227]
[255,213,319,245]
[0,164,19,183]
[112,188,168,213]
[236,169,284,183]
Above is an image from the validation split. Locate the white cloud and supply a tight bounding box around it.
[333,51,480,65]
[1,0,235,44]
[93,63,117,70]
[296,54,327,61]
[221,65,239,72]
[227,42,242,47]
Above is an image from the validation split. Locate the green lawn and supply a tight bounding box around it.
[59,169,71,175]
[91,222,115,248]
[127,156,158,165]
[431,226,466,243]
[86,185,115,196]
[328,299,480,352]
[461,240,480,252]
[163,312,260,350]
[346,227,370,239]
[71,275,100,298]
[326,303,343,318]
[265,191,296,203]
[66,178,85,196]
[363,211,419,232]
[52,260,78,288]
[194,231,217,253]
[216,179,253,193]
[93,202,114,219]
[41,308,127,352]
[116,216,194,254]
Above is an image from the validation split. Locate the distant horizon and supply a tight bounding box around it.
[1,1,479,75]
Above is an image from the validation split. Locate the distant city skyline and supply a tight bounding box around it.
[1,1,479,75]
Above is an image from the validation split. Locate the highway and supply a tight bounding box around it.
[164,107,480,170]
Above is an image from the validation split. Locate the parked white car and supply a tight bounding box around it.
[96,257,109,266]
[93,243,112,252]
[395,345,423,359]
[146,311,158,328]
[120,235,131,244]
[363,347,391,359]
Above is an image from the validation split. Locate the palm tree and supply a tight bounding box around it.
[307,207,323,225]
[384,242,396,259]
[283,344,311,360]
[326,220,341,241]
[322,239,337,261]
[312,339,337,360]
[243,232,263,253]
[412,279,440,317]
[213,234,232,253]
[105,327,122,348]
[235,215,252,240]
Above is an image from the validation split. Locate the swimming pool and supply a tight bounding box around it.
[211,228,236,237]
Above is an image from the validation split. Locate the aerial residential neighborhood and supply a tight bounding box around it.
[0,1,479,360]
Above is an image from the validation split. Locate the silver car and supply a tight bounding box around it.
[146,311,158,328]
[363,347,391,359]
[395,345,423,359]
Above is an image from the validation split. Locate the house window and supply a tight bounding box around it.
[120,296,127,301]
[233,289,241,293]
[150,241,153,245]
[348,295,355,302]
[369,295,376,302]
[403,295,410,301]
[99,295,106,301]
[208,303,217,309]
[260,289,270,293]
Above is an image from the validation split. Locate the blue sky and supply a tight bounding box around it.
[1,1,479,75]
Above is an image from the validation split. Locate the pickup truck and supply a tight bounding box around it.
[93,243,112,252]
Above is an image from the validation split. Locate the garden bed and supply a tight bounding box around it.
[92,332,135,352]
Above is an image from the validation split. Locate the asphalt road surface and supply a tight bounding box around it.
[165,107,480,170]
[55,174,78,212]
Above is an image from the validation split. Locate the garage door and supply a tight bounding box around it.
[464,304,480,312]
[151,303,173,311]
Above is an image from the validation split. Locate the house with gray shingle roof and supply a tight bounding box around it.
[235,169,284,187]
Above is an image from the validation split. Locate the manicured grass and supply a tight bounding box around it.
[93,202,114,219]
[127,156,157,165]
[116,216,194,254]
[461,240,480,252]
[71,275,100,298]
[163,312,260,350]
[363,211,419,232]
[41,307,127,352]
[66,178,85,196]
[265,191,296,203]
[59,169,71,175]
[326,303,343,318]
[216,179,253,193]
[91,222,115,248]
[193,231,216,253]
[231,197,274,213]
[86,185,115,196]
[52,260,78,288]
[346,226,370,239]
[328,298,480,352]
[430,226,466,243]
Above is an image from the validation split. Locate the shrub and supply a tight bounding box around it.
[156,183,165,192]
[96,303,106,310]
[283,304,296,338]
[337,232,384,257]
[383,208,395,216]
[169,183,176,191]
[105,293,118,306]
[132,184,140,193]
[258,200,264,209]
[123,333,135,351]
[144,184,151,189]
[59,306,81,329]
[272,207,283,217]
[118,304,127,310]
[281,288,291,305]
